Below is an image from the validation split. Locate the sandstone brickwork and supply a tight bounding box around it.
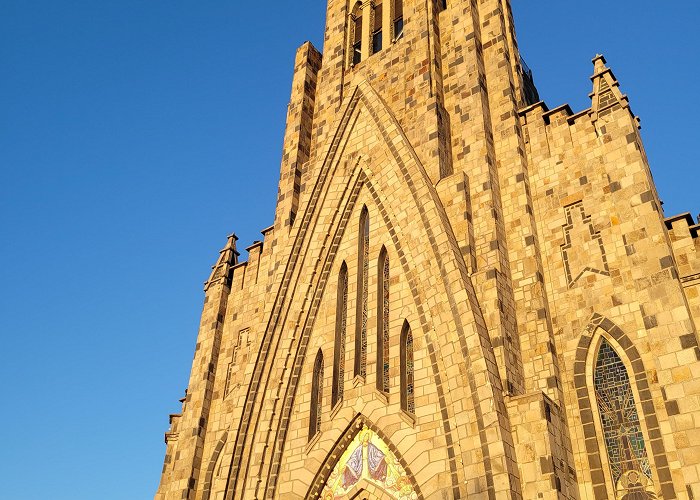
[155,1,700,498]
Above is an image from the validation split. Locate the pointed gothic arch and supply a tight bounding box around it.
[309,349,324,440]
[227,82,514,499]
[305,414,424,499]
[355,206,370,379]
[377,246,390,393]
[333,262,349,407]
[201,432,228,500]
[574,314,673,499]
[400,321,414,415]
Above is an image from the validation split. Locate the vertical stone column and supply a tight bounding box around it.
[439,0,525,398]
[361,1,372,61]
[156,237,237,500]
[272,42,322,233]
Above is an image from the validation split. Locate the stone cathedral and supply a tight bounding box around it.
[155,0,700,498]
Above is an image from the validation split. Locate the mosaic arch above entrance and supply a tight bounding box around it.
[319,426,418,500]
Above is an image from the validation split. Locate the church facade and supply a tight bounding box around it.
[155,1,700,498]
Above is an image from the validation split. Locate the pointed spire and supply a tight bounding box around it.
[589,54,640,128]
[204,233,240,292]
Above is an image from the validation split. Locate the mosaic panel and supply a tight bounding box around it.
[321,426,417,499]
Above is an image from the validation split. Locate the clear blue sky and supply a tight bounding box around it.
[1,1,698,499]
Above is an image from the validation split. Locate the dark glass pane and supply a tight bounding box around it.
[374,3,383,31]
[394,0,403,18]
[353,42,362,65]
[373,30,383,54]
[353,16,363,44]
[394,18,404,40]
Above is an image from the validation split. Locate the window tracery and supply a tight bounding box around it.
[594,338,654,498]
[355,208,370,379]
[348,0,404,68]
[333,262,349,407]
[400,321,414,415]
[309,349,324,440]
[377,247,390,393]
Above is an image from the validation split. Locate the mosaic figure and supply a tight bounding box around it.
[321,427,418,499]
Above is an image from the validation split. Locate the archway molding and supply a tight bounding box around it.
[225,80,517,500]
[305,413,423,500]
[573,313,673,499]
[201,431,228,500]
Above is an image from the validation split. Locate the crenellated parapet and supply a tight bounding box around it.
[156,2,700,498]
[665,212,700,333]
[519,53,700,499]
[520,55,643,157]
[156,225,278,500]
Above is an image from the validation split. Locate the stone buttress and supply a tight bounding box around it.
[156,2,700,499]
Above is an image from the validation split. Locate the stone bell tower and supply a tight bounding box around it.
[156,1,700,498]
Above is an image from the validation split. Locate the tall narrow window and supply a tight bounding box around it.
[377,247,390,393]
[332,263,349,407]
[355,208,369,379]
[594,338,653,496]
[372,2,383,54]
[400,321,414,414]
[438,0,447,11]
[392,0,404,41]
[351,3,363,66]
[309,349,324,440]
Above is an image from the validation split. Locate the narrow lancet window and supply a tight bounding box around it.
[351,3,363,66]
[332,262,349,407]
[392,0,404,41]
[372,2,383,54]
[377,247,390,393]
[594,338,653,496]
[355,208,369,379]
[309,349,324,440]
[400,321,414,414]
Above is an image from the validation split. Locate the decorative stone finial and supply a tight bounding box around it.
[204,233,240,291]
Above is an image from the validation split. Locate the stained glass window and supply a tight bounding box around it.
[356,208,369,379]
[333,263,349,407]
[309,350,324,440]
[377,248,390,393]
[401,322,415,415]
[321,426,418,499]
[594,338,653,497]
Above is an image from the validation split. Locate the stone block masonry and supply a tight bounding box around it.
[155,2,700,499]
